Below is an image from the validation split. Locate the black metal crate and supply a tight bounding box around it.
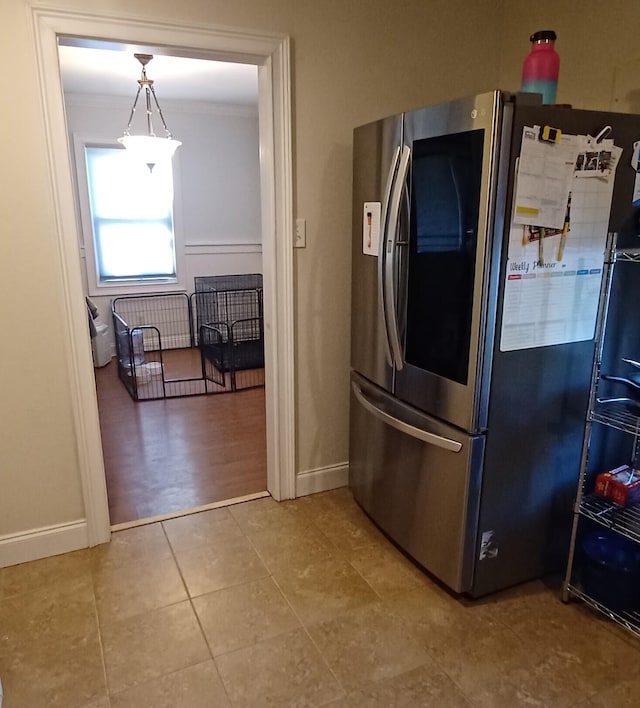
[110,280,265,401]
[194,273,263,293]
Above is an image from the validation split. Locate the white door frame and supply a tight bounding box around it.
[31,7,296,546]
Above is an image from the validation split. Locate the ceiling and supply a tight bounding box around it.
[58,42,259,106]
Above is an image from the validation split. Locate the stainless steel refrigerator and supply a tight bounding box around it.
[349,90,640,597]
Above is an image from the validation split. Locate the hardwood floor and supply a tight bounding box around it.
[94,358,267,525]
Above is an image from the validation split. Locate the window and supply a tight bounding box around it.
[83,145,177,286]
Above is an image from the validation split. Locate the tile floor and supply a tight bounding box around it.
[2,488,640,707]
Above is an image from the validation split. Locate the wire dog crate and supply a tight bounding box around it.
[112,277,265,401]
[194,273,263,294]
[193,274,264,392]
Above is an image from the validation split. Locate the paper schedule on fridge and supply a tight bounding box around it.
[512,125,580,230]
[500,132,622,352]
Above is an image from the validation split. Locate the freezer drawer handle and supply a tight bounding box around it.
[352,382,463,453]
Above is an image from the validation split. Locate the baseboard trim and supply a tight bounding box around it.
[295,462,349,497]
[0,519,88,568]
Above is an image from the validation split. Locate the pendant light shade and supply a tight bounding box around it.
[118,134,181,164]
[118,53,181,171]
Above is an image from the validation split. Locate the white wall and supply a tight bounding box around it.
[65,94,262,329]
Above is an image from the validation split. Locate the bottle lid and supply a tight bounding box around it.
[530,30,557,42]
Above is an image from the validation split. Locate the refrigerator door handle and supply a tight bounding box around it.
[352,381,463,452]
[378,146,401,367]
[384,144,411,370]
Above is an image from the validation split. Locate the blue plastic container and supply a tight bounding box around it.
[581,530,640,613]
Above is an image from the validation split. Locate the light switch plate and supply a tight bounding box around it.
[295,218,306,248]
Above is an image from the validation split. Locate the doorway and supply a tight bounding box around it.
[59,43,269,526]
[32,8,295,546]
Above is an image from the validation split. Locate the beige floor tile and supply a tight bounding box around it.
[298,487,363,518]
[581,672,640,706]
[228,495,301,534]
[482,580,609,648]
[386,582,632,707]
[348,543,429,598]
[7,488,640,708]
[78,698,111,708]
[278,495,328,521]
[314,509,387,555]
[339,664,473,707]
[424,621,553,707]
[273,558,378,626]
[0,629,107,708]
[174,535,269,597]
[476,581,640,702]
[162,507,245,552]
[508,627,640,707]
[248,518,337,574]
[273,491,375,554]
[385,582,505,660]
[215,628,343,707]
[477,579,568,635]
[101,601,210,694]
[1,549,91,599]
[93,553,187,622]
[385,584,544,705]
[0,575,97,653]
[91,523,172,570]
[290,489,364,530]
[110,661,230,708]
[308,601,432,693]
[193,577,300,656]
[597,616,640,653]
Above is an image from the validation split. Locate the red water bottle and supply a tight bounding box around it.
[521,30,560,104]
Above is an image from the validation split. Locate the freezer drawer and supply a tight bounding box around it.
[348,372,484,593]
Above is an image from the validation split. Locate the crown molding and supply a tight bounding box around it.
[63,92,258,117]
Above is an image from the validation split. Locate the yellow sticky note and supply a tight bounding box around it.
[516,206,540,216]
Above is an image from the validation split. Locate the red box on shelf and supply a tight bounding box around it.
[595,465,640,507]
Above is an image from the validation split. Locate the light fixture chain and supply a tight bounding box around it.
[123,85,143,134]
[149,85,173,138]
[144,85,155,137]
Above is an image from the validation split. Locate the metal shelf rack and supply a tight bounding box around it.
[614,247,640,264]
[565,583,640,639]
[562,241,640,635]
[591,400,640,435]
[578,492,640,544]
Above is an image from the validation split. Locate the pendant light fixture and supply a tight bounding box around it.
[118,53,181,172]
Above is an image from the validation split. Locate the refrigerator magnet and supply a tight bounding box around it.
[363,202,381,256]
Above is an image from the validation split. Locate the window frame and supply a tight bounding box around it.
[73,134,186,297]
